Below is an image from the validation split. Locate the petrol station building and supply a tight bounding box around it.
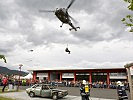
[30,67,127,85]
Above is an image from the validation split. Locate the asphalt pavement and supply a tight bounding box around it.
[0,91,116,100]
[19,86,130,100]
[0,86,130,100]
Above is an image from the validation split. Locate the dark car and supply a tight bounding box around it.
[26,84,68,100]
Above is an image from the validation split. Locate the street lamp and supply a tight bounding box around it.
[124,63,133,100]
[17,64,23,91]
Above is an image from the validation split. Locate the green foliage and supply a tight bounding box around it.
[122,0,133,32]
[0,54,7,63]
[124,0,133,11]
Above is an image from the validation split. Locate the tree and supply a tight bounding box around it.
[121,0,133,32]
[0,54,7,63]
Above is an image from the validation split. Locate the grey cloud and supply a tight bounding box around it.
[0,0,131,50]
[0,41,16,54]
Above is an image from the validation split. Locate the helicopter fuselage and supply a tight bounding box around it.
[55,8,70,24]
[54,8,79,31]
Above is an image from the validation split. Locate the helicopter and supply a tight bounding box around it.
[39,0,80,31]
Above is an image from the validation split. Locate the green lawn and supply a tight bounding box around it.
[0,96,15,100]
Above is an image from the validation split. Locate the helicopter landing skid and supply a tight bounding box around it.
[69,27,80,31]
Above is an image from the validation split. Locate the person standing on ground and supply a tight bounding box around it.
[2,76,8,92]
[80,80,90,100]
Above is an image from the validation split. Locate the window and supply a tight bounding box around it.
[62,73,74,78]
[92,73,107,75]
[35,85,42,90]
[42,85,49,90]
[110,72,126,76]
[76,73,89,75]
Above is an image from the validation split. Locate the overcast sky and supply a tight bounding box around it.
[0,0,133,71]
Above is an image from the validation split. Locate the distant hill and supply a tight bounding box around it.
[0,66,28,76]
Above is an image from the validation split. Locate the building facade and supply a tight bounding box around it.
[31,67,127,86]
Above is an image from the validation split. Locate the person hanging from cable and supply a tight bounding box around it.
[65,44,71,54]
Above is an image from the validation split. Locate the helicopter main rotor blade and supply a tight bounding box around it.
[68,14,78,23]
[66,0,75,10]
[39,10,55,13]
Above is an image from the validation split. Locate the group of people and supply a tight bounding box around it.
[79,80,128,100]
[0,74,35,92]
[0,75,18,92]
[34,79,129,91]
[92,81,129,89]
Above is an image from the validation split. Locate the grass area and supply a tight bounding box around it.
[0,96,15,100]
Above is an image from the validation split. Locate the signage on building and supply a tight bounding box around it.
[37,73,48,77]
[62,73,74,78]
[76,73,90,75]
[109,72,127,79]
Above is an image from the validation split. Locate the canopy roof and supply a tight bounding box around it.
[21,73,32,79]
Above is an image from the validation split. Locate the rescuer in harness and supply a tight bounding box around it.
[65,44,71,54]
[80,80,90,100]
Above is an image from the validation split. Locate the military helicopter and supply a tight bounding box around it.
[39,0,80,31]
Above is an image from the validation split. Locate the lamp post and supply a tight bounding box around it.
[124,63,133,100]
[17,64,23,91]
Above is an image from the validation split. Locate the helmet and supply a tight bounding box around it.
[117,81,124,86]
[83,80,86,85]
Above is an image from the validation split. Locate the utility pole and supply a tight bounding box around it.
[17,64,23,91]
[124,63,133,100]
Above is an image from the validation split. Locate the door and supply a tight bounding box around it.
[41,85,51,97]
[34,85,41,96]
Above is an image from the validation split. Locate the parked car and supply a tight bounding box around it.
[26,84,68,100]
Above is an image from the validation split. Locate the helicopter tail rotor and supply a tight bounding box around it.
[66,0,75,10]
